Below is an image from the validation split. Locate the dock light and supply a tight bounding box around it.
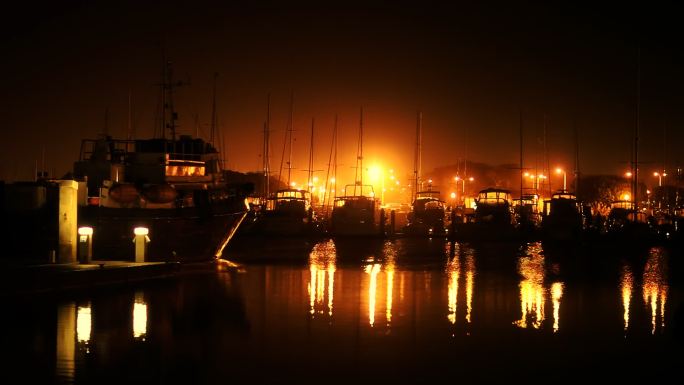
[133,227,150,263]
[78,227,93,236]
[78,226,93,264]
[134,227,149,236]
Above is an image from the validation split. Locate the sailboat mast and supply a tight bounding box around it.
[288,92,294,185]
[632,45,640,211]
[413,111,422,201]
[573,120,580,194]
[323,115,338,214]
[263,93,271,198]
[160,56,167,139]
[127,90,133,140]
[307,118,314,190]
[210,73,218,145]
[543,114,550,196]
[355,107,364,196]
[519,110,524,202]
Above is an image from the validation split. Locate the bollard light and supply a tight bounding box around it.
[132,227,150,263]
[78,226,93,264]
[133,227,149,236]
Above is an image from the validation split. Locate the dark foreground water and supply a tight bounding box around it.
[2,239,683,384]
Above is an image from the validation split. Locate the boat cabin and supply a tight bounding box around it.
[265,189,312,215]
[476,188,512,206]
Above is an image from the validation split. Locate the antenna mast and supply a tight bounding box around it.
[262,93,271,198]
[210,73,218,145]
[632,45,640,211]
[519,110,524,202]
[413,111,422,201]
[355,107,364,196]
[307,118,315,190]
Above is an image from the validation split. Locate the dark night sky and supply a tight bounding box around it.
[2,1,683,185]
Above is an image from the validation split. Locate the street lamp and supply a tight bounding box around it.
[555,168,566,191]
[653,171,667,187]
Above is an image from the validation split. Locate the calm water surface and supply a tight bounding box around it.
[3,239,683,384]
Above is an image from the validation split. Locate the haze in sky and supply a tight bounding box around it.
[2,2,682,184]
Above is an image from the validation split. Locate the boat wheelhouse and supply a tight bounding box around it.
[331,184,383,236]
[405,190,447,235]
[540,191,584,242]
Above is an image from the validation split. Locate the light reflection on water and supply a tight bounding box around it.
[308,240,337,317]
[446,243,475,327]
[8,239,681,384]
[621,264,633,332]
[511,242,566,332]
[642,248,668,334]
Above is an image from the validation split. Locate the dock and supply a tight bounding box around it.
[1,260,182,296]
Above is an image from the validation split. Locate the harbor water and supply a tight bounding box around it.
[3,238,682,384]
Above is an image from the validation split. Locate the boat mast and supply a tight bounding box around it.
[287,92,294,185]
[262,93,271,198]
[127,89,133,140]
[413,111,422,201]
[323,115,338,215]
[632,45,640,211]
[573,120,580,194]
[210,73,218,145]
[543,113,551,196]
[307,118,315,191]
[355,107,364,196]
[519,110,524,203]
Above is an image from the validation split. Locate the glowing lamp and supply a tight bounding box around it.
[134,227,149,236]
[78,227,93,236]
[450,192,456,199]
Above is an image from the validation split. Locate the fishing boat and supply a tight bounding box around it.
[331,184,384,236]
[540,191,583,242]
[453,188,516,241]
[404,189,447,236]
[403,112,447,236]
[513,193,541,239]
[243,110,324,237]
[250,188,322,236]
[73,65,248,262]
[605,200,656,244]
[330,109,385,237]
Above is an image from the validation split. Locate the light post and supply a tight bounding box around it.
[653,171,665,187]
[454,176,473,203]
[555,168,566,191]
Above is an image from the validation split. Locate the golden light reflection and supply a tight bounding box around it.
[514,243,546,329]
[386,263,394,324]
[76,303,92,344]
[308,240,337,317]
[133,292,147,340]
[465,253,474,324]
[642,248,668,334]
[365,263,381,327]
[551,282,563,333]
[383,241,397,326]
[620,265,633,332]
[446,256,459,325]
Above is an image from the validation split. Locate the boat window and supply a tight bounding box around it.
[165,164,206,177]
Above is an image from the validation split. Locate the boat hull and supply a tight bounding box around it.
[79,203,247,262]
